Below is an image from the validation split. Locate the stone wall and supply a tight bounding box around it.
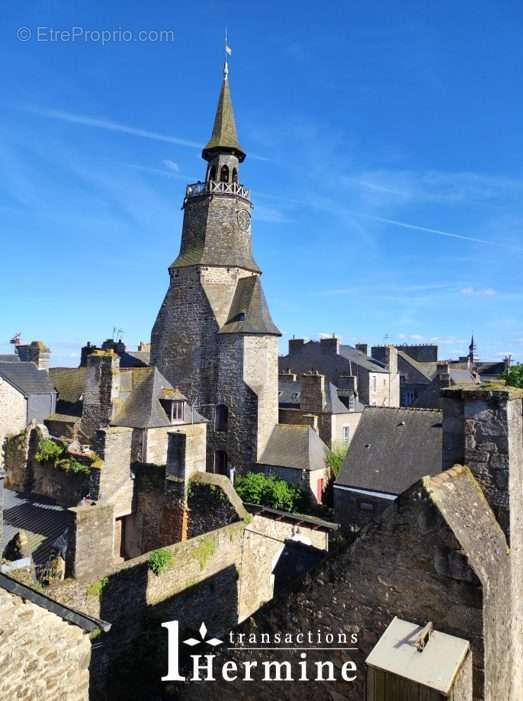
[69,502,115,581]
[48,510,329,698]
[442,386,523,695]
[144,420,207,478]
[178,468,508,701]
[94,426,133,518]
[334,486,394,532]
[0,378,26,468]
[0,588,91,701]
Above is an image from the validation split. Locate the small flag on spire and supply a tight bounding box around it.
[225,44,232,56]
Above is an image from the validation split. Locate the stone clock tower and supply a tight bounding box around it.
[151,60,281,474]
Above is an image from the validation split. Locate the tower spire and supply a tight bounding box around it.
[202,32,245,162]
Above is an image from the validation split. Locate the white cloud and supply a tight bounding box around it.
[163,159,180,172]
[461,287,497,297]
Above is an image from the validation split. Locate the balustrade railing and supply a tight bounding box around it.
[185,180,250,200]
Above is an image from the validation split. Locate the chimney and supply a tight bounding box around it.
[80,351,120,441]
[301,413,319,432]
[16,340,50,371]
[279,370,298,383]
[320,335,340,354]
[384,345,398,374]
[356,343,368,357]
[338,375,358,395]
[437,361,451,389]
[289,338,305,355]
[300,371,326,413]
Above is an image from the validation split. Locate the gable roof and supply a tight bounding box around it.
[0,362,55,396]
[336,407,442,494]
[219,276,281,336]
[112,367,204,428]
[339,345,388,374]
[397,350,437,384]
[259,424,328,471]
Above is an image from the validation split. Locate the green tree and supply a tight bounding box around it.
[504,364,523,389]
[325,441,348,478]
[234,472,304,513]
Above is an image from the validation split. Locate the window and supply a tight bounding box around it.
[404,390,416,406]
[220,165,229,183]
[215,404,229,432]
[166,433,186,479]
[372,376,377,392]
[342,425,350,442]
[232,168,238,183]
[161,399,185,423]
[214,450,228,475]
[209,165,216,182]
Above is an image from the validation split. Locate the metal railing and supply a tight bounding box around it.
[185,180,250,200]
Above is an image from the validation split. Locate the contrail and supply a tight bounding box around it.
[26,106,202,149]
[343,209,523,251]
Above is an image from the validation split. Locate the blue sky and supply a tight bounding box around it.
[1,1,522,366]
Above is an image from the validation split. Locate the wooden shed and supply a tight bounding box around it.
[366,617,472,701]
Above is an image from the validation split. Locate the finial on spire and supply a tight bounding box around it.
[224,27,232,80]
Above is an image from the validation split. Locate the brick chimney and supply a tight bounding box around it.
[288,338,305,355]
[80,351,120,441]
[320,335,340,354]
[16,340,50,371]
[356,343,368,357]
[300,371,327,413]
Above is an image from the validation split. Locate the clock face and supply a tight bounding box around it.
[237,209,251,231]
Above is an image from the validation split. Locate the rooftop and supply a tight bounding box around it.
[336,406,442,494]
[0,361,56,396]
[259,424,328,471]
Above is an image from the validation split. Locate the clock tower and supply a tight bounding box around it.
[151,59,280,474]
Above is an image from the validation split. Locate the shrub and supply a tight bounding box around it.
[504,364,523,389]
[148,548,173,576]
[35,438,65,464]
[235,472,304,513]
[325,442,348,478]
[87,576,109,598]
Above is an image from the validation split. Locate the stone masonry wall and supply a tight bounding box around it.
[69,502,115,581]
[0,378,26,468]
[179,471,508,701]
[49,511,329,698]
[0,588,91,701]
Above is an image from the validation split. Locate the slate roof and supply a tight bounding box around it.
[49,367,87,404]
[397,351,437,384]
[339,345,388,374]
[259,424,328,471]
[335,407,443,494]
[119,350,150,368]
[112,367,205,428]
[202,75,246,162]
[1,488,71,566]
[278,378,361,414]
[219,276,281,336]
[0,354,20,362]
[0,362,56,396]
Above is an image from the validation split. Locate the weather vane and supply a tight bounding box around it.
[224,27,232,79]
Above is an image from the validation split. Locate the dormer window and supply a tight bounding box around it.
[160,398,186,423]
